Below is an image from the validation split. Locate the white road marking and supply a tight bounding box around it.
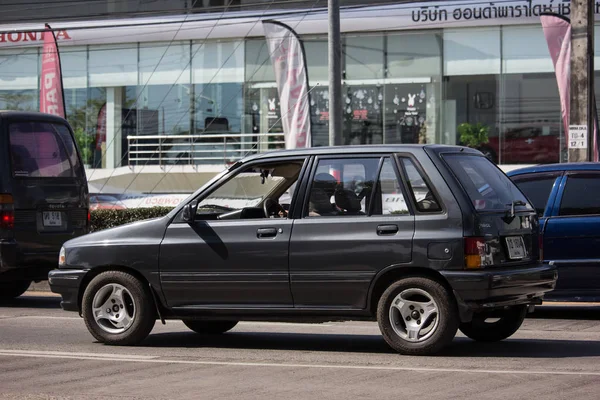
[0,349,598,376]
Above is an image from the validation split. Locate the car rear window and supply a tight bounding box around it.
[444,154,532,212]
[9,121,82,178]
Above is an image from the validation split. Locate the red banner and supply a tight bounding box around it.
[541,13,598,161]
[40,24,65,118]
[96,103,107,151]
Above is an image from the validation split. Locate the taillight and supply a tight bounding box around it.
[0,194,14,230]
[464,236,485,269]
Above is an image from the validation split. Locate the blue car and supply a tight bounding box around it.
[508,163,600,301]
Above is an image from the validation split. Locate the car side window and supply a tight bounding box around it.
[512,173,559,217]
[399,157,441,212]
[375,157,409,215]
[306,158,379,217]
[194,160,304,220]
[559,174,600,216]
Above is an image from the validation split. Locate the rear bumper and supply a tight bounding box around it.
[441,263,558,311]
[0,240,59,281]
[48,268,87,312]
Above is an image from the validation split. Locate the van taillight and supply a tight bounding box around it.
[464,237,485,269]
[0,194,14,230]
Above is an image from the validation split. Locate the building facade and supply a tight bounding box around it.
[0,0,598,193]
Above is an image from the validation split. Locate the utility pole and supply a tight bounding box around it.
[328,0,342,146]
[569,0,594,162]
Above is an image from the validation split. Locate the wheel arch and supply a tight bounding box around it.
[367,266,457,317]
[77,266,166,319]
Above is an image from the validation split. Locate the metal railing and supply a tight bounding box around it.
[127,133,286,166]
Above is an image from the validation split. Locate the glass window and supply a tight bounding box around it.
[387,31,442,78]
[559,175,600,216]
[245,39,274,83]
[61,46,87,89]
[512,174,559,217]
[88,44,138,87]
[400,158,441,212]
[443,28,501,76]
[304,37,328,82]
[139,42,191,136]
[196,161,303,219]
[344,35,384,80]
[307,158,379,217]
[500,73,562,165]
[502,25,554,74]
[378,158,408,215]
[444,154,531,212]
[0,48,38,90]
[10,122,81,178]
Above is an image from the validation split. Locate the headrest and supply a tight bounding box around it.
[335,188,362,214]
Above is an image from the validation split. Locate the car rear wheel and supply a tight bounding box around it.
[82,271,156,345]
[0,280,31,300]
[377,277,459,356]
[183,320,238,335]
[459,305,527,342]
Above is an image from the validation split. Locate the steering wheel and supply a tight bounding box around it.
[263,198,286,218]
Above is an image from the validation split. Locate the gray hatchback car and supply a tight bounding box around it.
[49,145,557,355]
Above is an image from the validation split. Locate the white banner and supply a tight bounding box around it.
[263,20,311,149]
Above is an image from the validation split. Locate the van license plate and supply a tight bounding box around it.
[43,211,62,227]
[506,236,526,259]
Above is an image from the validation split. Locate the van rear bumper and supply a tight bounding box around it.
[441,263,558,310]
[0,239,59,281]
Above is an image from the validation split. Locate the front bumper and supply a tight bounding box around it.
[441,263,558,311]
[48,268,88,312]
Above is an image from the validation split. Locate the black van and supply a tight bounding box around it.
[0,111,89,299]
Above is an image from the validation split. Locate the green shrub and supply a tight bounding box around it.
[90,207,174,232]
[458,122,489,148]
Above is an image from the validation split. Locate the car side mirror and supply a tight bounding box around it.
[182,203,194,223]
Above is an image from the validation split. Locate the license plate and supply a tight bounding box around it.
[43,211,62,227]
[505,236,526,259]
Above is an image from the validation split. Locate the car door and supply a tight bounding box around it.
[289,155,415,309]
[544,171,600,297]
[159,157,308,308]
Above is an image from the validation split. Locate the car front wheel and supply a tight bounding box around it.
[459,305,527,342]
[82,271,156,345]
[183,320,238,335]
[377,277,459,356]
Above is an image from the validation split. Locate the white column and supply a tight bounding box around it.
[105,87,123,169]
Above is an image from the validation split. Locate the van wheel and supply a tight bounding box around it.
[82,271,156,345]
[183,320,238,335]
[0,280,31,300]
[377,277,458,356]
[459,306,527,342]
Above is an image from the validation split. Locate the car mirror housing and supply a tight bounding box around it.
[182,203,194,223]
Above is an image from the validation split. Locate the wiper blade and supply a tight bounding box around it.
[506,200,528,218]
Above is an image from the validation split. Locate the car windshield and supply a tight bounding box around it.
[444,154,532,212]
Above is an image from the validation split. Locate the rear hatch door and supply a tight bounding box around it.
[8,120,88,254]
[443,153,539,266]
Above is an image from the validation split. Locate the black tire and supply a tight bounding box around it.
[377,277,459,356]
[183,320,238,335]
[82,271,156,345]
[0,280,31,300]
[459,306,527,342]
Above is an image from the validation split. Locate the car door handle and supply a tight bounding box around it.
[257,227,278,238]
[377,224,398,235]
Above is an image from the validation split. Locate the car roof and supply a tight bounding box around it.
[238,144,480,164]
[507,162,600,176]
[0,110,69,125]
